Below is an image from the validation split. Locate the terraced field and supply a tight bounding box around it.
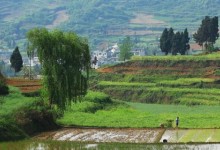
[6,78,41,93]
[93,53,220,106]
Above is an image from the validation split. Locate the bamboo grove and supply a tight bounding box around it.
[27,28,90,110]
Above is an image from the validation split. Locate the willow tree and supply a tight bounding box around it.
[27,28,90,110]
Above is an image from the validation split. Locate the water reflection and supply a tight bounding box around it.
[0,140,220,150]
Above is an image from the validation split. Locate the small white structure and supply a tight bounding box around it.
[131,49,146,56]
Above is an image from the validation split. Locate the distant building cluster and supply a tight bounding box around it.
[91,43,148,69]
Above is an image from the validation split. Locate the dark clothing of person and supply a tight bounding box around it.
[176,117,179,127]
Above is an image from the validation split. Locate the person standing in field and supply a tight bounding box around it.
[176,117,179,128]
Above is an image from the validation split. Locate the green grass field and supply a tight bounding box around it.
[0,87,35,117]
[0,87,37,141]
[132,52,220,61]
[57,91,220,128]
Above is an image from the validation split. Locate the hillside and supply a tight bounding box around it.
[0,0,220,50]
[92,52,220,105]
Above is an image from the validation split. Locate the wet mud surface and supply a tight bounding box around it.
[35,128,164,143]
[35,128,220,144]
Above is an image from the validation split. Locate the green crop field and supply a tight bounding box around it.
[57,91,220,128]
[132,52,220,61]
[58,100,220,128]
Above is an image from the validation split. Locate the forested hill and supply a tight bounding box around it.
[0,0,220,50]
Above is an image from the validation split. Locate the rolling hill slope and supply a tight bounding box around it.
[0,0,220,50]
[92,52,220,105]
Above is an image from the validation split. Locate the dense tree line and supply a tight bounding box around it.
[193,16,219,52]
[160,28,190,55]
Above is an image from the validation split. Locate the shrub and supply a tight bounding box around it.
[22,90,40,97]
[14,98,58,135]
[0,84,9,95]
[164,119,173,128]
[84,91,112,104]
[0,72,9,95]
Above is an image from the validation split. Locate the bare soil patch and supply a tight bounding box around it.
[46,10,69,29]
[130,14,166,25]
[6,78,41,93]
[107,29,157,36]
[97,64,220,78]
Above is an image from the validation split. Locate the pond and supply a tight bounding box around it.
[0,140,220,150]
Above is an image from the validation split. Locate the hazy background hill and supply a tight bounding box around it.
[0,0,220,51]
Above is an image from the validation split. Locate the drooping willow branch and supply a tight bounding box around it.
[27,28,90,110]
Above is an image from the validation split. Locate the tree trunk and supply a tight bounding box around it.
[29,57,31,80]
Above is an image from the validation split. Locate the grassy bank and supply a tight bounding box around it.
[0,87,56,141]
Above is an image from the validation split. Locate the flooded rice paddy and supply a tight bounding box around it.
[35,128,220,143]
[35,128,164,143]
[1,140,220,150]
[1,128,220,149]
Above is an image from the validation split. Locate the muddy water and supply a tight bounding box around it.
[160,129,220,143]
[1,128,220,150]
[35,128,220,143]
[1,140,220,150]
[35,128,164,143]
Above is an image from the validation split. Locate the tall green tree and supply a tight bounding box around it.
[119,36,133,61]
[27,28,90,110]
[160,28,169,55]
[167,28,174,53]
[179,28,190,55]
[193,16,219,51]
[10,46,23,75]
[171,32,181,55]
[160,28,174,55]
[208,16,219,45]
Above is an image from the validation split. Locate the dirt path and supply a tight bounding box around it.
[35,128,220,143]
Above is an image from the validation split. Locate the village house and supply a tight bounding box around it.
[91,43,120,68]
